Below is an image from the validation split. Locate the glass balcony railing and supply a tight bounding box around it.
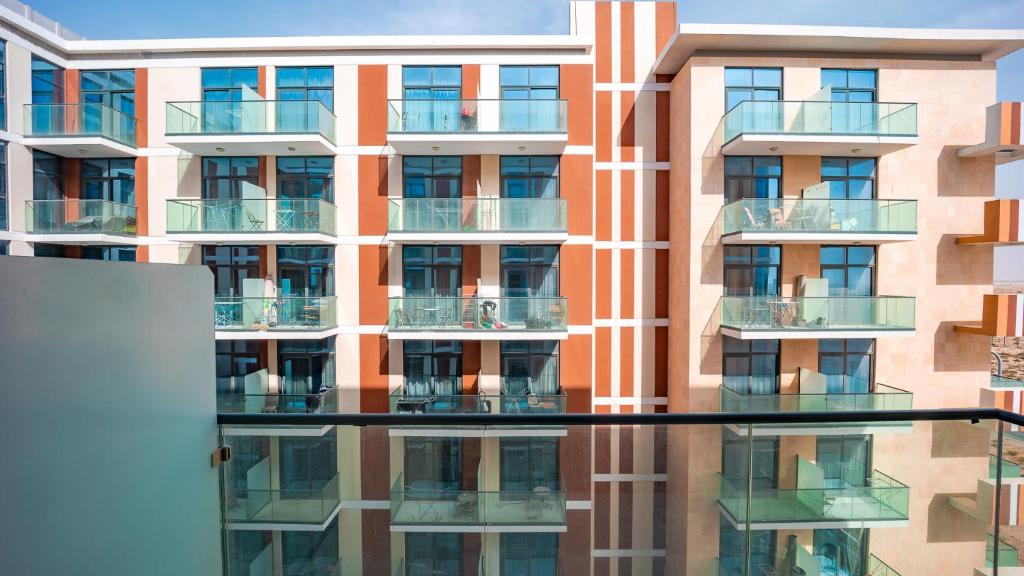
[992,374,1024,388]
[388,296,567,334]
[223,473,340,526]
[167,198,337,235]
[720,384,912,413]
[25,199,137,235]
[988,535,1020,568]
[387,99,567,133]
[717,470,910,525]
[166,100,336,143]
[867,555,902,576]
[388,385,567,415]
[721,198,917,237]
[389,474,566,526]
[990,454,1023,480]
[214,296,337,332]
[720,296,915,333]
[24,103,137,147]
[387,197,567,234]
[217,387,338,414]
[722,101,918,144]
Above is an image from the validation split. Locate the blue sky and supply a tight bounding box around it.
[26,0,1024,279]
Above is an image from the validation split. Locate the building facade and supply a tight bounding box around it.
[0,0,1022,574]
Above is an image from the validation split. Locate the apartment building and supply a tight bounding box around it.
[0,0,1022,574]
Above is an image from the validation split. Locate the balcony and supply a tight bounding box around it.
[165,99,336,155]
[717,466,910,530]
[389,474,566,531]
[954,294,1023,338]
[720,296,916,339]
[387,384,568,437]
[386,99,568,155]
[387,197,567,244]
[721,198,917,244]
[957,199,1023,245]
[387,296,567,340]
[25,199,138,245]
[217,387,338,415]
[223,474,341,531]
[22,103,137,157]
[166,197,336,244]
[717,552,901,576]
[720,382,912,436]
[959,102,1024,165]
[720,100,918,156]
[214,296,338,340]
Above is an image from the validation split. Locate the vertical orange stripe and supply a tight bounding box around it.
[596,249,612,319]
[561,244,592,326]
[463,155,480,197]
[1011,199,1020,243]
[595,1,612,83]
[358,244,388,325]
[621,170,635,241]
[656,91,670,163]
[654,2,677,56]
[64,69,80,104]
[462,64,480,100]
[655,249,669,318]
[621,249,634,319]
[655,326,668,397]
[561,64,594,146]
[463,341,480,393]
[655,171,670,241]
[595,327,611,397]
[358,336,388,413]
[561,334,593,413]
[596,91,612,162]
[1012,102,1021,145]
[358,65,388,146]
[257,66,268,98]
[134,68,148,148]
[135,245,149,263]
[1008,295,1018,338]
[620,91,636,162]
[620,1,635,83]
[620,326,634,397]
[560,154,593,235]
[135,156,148,236]
[596,170,613,241]
[358,155,388,236]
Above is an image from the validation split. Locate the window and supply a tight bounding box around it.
[723,336,779,395]
[722,427,778,488]
[215,340,264,395]
[724,156,781,203]
[402,157,462,198]
[32,151,64,200]
[500,245,559,297]
[202,246,260,296]
[500,65,560,130]
[403,437,462,492]
[814,528,867,576]
[282,518,338,576]
[0,241,7,255]
[80,68,135,132]
[402,66,461,132]
[31,56,63,104]
[819,339,874,394]
[201,157,259,199]
[500,156,559,198]
[501,534,558,576]
[224,531,273,576]
[0,41,6,130]
[500,438,559,491]
[33,244,136,261]
[0,141,7,230]
[820,246,875,296]
[816,435,871,488]
[500,340,559,396]
[821,157,876,200]
[279,434,337,491]
[724,245,780,296]
[724,67,781,111]
[223,436,269,492]
[277,246,334,297]
[719,514,775,576]
[276,66,334,110]
[278,338,335,396]
[402,246,462,297]
[822,69,877,103]
[201,67,258,101]
[277,157,334,202]
[406,533,462,576]
[82,158,135,204]
[403,340,462,397]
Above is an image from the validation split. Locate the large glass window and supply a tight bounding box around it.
[201,67,258,101]
[278,338,335,396]
[822,69,877,103]
[0,241,7,255]
[816,435,871,488]
[402,66,461,132]
[31,56,63,104]
[201,157,259,199]
[34,244,135,261]
[402,157,462,198]
[215,340,264,395]
[403,437,462,492]
[820,246,875,296]
[501,534,558,576]
[724,156,781,203]
[500,156,559,198]
[81,158,135,204]
[80,69,135,117]
[403,340,462,397]
[719,515,775,576]
[819,339,874,394]
[821,157,876,200]
[402,246,462,297]
[814,528,867,576]
[500,245,559,297]
[405,533,462,576]
[723,336,779,395]
[500,438,559,491]
[279,434,337,492]
[277,157,334,202]
[500,340,559,396]
[500,65,559,130]
[282,518,339,576]
[32,151,63,201]
[724,67,781,111]
[276,66,334,110]
[277,246,334,297]
[202,246,260,296]
[724,245,780,296]
[722,428,778,487]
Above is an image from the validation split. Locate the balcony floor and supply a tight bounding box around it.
[24,232,139,246]
[722,231,917,245]
[721,134,917,157]
[387,329,568,341]
[167,232,336,245]
[718,494,909,531]
[386,231,568,245]
[722,326,915,340]
[724,421,913,437]
[165,133,334,156]
[215,327,339,341]
[390,497,566,532]
[387,133,568,156]
[22,136,136,158]
[223,496,341,532]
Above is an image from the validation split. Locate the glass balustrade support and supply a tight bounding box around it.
[720,296,915,337]
[25,199,137,236]
[387,296,567,336]
[721,198,917,242]
[223,474,341,526]
[388,386,568,415]
[217,387,338,415]
[167,198,337,236]
[24,103,137,147]
[165,100,336,143]
[722,100,918,143]
[214,296,337,332]
[387,99,567,133]
[720,385,912,413]
[387,197,567,236]
[389,474,566,527]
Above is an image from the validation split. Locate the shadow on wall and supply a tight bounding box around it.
[927,493,988,544]
[937,146,996,198]
[702,210,724,287]
[931,420,990,459]
[936,235,993,286]
[699,301,723,378]
[934,321,992,373]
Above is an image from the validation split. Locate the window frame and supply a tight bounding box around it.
[724,66,782,112]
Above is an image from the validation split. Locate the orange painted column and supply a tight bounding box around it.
[64,69,80,135]
[134,68,149,262]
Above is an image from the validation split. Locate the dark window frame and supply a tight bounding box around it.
[724,66,782,112]
[722,336,781,395]
[819,245,877,297]
[724,156,782,203]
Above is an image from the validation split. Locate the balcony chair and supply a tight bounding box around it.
[245,208,266,231]
[743,207,767,230]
